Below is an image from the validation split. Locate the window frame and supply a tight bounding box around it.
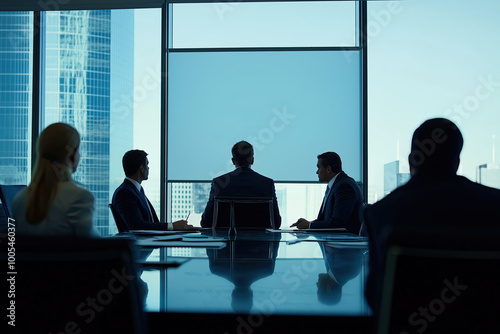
[1,0,368,220]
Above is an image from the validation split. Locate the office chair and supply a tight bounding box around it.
[109,203,130,232]
[0,184,26,218]
[8,236,147,334]
[212,196,275,229]
[377,227,500,334]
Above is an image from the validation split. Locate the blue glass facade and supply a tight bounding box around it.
[44,10,134,235]
[0,12,32,185]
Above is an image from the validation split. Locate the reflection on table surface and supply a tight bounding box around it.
[134,229,371,317]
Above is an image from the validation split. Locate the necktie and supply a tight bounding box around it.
[140,186,154,221]
[321,185,330,214]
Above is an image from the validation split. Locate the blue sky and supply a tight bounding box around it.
[368,0,500,199]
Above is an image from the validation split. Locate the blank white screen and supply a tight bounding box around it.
[168,50,361,182]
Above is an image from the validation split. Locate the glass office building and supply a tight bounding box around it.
[0,12,32,186]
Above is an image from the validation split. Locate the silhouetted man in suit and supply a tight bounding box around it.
[291,152,363,234]
[112,149,190,231]
[200,141,281,228]
[364,118,500,314]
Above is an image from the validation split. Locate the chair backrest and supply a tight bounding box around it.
[0,184,26,218]
[212,196,274,229]
[109,203,129,232]
[377,227,500,334]
[7,236,147,333]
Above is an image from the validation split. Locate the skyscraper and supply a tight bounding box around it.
[477,163,500,189]
[383,160,410,196]
[0,12,32,186]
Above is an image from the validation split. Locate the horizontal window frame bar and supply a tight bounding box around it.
[168,0,386,3]
[2,0,392,12]
[167,180,362,184]
[168,46,361,53]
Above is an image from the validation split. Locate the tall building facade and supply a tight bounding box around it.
[0,10,134,235]
[384,160,410,196]
[0,12,32,185]
[477,163,500,189]
[171,183,193,222]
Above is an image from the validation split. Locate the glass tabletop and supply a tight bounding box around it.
[133,230,371,317]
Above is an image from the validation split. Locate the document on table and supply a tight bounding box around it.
[135,237,227,249]
[325,241,368,248]
[128,230,194,236]
[321,235,368,241]
[266,229,303,233]
[266,228,348,233]
[286,235,368,245]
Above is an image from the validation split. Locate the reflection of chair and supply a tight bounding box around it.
[0,184,26,219]
[109,203,129,232]
[212,196,275,229]
[378,227,500,334]
[9,236,147,333]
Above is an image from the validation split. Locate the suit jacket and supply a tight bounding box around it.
[311,171,363,234]
[200,167,281,228]
[364,173,500,315]
[112,179,167,231]
[12,180,96,237]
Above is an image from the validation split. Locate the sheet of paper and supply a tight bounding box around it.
[129,230,192,235]
[266,229,302,233]
[181,236,226,242]
[135,239,227,249]
[325,241,368,248]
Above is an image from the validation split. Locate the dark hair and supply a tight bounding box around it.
[317,152,342,173]
[232,141,254,167]
[409,118,463,176]
[122,149,148,177]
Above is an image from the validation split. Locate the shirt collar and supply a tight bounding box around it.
[327,172,339,190]
[125,177,142,192]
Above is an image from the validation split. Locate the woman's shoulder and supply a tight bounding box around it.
[58,181,94,200]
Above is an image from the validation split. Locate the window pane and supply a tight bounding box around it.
[367,0,500,202]
[169,182,336,228]
[42,9,161,235]
[0,12,32,185]
[168,50,362,182]
[172,1,357,48]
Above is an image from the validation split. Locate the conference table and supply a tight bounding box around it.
[128,229,373,334]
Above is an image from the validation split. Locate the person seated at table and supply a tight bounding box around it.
[291,152,363,233]
[12,123,98,237]
[363,118,500,315]
[200,141,281,228]
[112,149,190,231]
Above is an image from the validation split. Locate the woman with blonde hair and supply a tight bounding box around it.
[12,123,96,236]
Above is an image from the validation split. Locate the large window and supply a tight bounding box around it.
[42,8,161,235]
[1,1,366,234]
[367,0,500,202]
[167,2,364,227]
[0,8,161,235]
